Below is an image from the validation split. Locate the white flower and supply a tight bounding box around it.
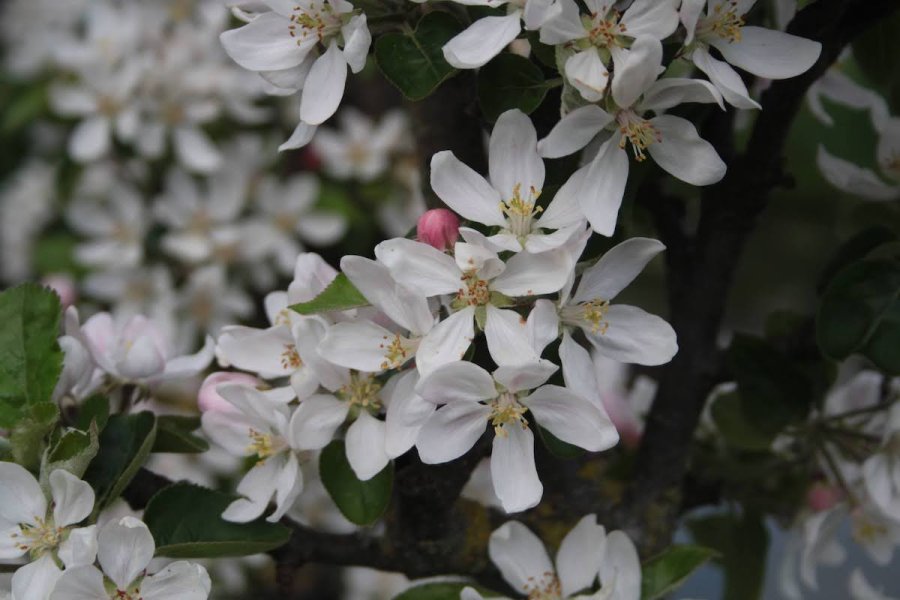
[219,0,372,147]
[0,463,98,600]
[312,108,411,181]
[680,0,821,109]
[375,237,584,367]
[540,0,679,102]
[538,38,726,234]
[849,501,900,567]
[415,361,617,513]
[50,516,211,600]
[441,0,562,69]
[432,109,585,253]
[65,184,147,269]
[202,383,303,522]
[462,516,640,599]
[863,403,900,521]
[849,568,898,600]
[175,265,254,341]
[0,162,55,283]
[807,62,889,129]
[817,117,900,201]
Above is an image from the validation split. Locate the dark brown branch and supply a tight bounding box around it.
[625,0,900,551]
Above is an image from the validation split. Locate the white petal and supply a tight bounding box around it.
[587,304,677,366]
[222,459,281,522]
[443,13,523,69]
[319,320,410,372]
[485,305,541,366]
[346,411,391,480]
[385,371,435,458]
[460,588,486,600]
[523,0,562,30]
[526,299,560,354]
[639,75,725,112]
[270,453,304,523]
[537,105,612,159]
[141,561,211,600]
[220,12,307,71]
[488,521,554,593]
[489,109,545,201]
[341,14,372,74]
[416,306,476,376]
[279,121,318,151]
[493,361,558,393]
[559,331,603,410]
[49,565,107,600]
[13,554,63,600]
[620,0,678,39]
[690,46,759,110]
[173,127,222,174]
[565,49,609,102]
[491,425,542,513]
[611,37,663,109]
[50,470,95,528]
[0,462,45,527]
[491,246,572,296]
[416,360,497,404]
[680,0,705,45]
[160,335,215,381]
[556,514,607,597]
[289,394,350,450]
[342,255,434,334]
[58,525,98,569]
[648,114,726,186]
[98,516,155,590]
[291,316,350,392]
[416,402,491,463]
[455,242,505,279]
[599,530,641,600]
[430,151,505,227]
[525,384,618,451]
[69,116,111,163]
[374,238,461,297]
[574,237,665,302]
[538,0,584,44]
[300,41,348,125]
[576,138,629,236]
[711,26,821,80]
[816,145,899,201]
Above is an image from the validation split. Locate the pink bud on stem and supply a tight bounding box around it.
[417,208,460,251]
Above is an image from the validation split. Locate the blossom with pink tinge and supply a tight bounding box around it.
[198,372,261,413]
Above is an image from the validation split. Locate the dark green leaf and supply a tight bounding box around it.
[394,583,502,599]
[817,258,900,374]
[852,11,900,112]
[152,415,209,454]
[0,284,63,425]
[290,273,370,315]
[1,83,48,134]
[641,545,718,600]
[374,12,463,101]
[144,483,291,558]
[687,512,768,600]
[320,440,393,526]
[817,226,897,293]
[10,402,59,470]
[83,411,157,511]
[477,53,548,122]
[75,395,110,432]
[710,392,774,452]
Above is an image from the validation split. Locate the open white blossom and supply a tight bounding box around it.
[817,117,900,201]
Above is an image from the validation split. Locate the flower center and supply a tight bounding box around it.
[525,572,562,600]
[247,428,284,462]
[616,110,661,161]
[288,4,342,44]
[854,514,888,543]
[281,344,303,370]
[339,372,383,412]
[489,392,529,437]
[500,183,543,239]
[698,1,745,43]
[378,333,414,371]
[454,270,491,307]
[561,298,610,334]
[13,516,63,557]
[583,10,626,49]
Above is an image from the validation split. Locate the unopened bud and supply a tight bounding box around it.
[807,481,843,512]
[417,208,460,251]
[43,273,77,309]
[198,372,261,413]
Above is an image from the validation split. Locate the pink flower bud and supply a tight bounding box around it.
[417,208,460,251]
[43,273,77,309]
[601,392,643,450]
[198,372,261,413]
[807,481,843,512]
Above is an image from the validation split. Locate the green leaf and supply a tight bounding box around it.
[75,395,110,432]
[1,83,48,134]
[320,440,393,526]
[727,334,812,436]
[477,53,548,122]
[641,545,718,600]
[817,258,900,374]
[10,402,59,470]
[374,12,463,101]
[152,415,209,454]
[40,423,100,488]
[83,411,157,511]
[0,284,63,426]
[817,226,897,293]
[144,482,291,558]
[290,273,370,315]
[710,392,774,452]
[687,512,768,600]
[394,583,502,600]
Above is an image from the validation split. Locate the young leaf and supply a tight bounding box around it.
[0,283,63,426]
[320,440,393,526]
[10,401,60,470]
[40,422,100,488]
[375,12,463,101]
[152,415,209,454]
[144,482,291,558]
[817,258,900,374]
[290,273,370,315]
[641,545,718,600]
[83,411,157,511]
[477,53,548,122]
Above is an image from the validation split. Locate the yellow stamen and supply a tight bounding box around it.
[500,183,543,239]
[281,344,302,370]
[247,428,280,462]
[700,1,745,43]
[339,372,383,412]
[379,334,411,370]
[14,516,63,556]
[490,392,529,437]
[454,270,491,308]
[524,572,563,600]
[616,110,661,162]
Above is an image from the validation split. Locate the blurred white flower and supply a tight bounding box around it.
[312,108,411,181]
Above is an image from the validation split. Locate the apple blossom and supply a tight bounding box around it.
[417,208,460,252]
